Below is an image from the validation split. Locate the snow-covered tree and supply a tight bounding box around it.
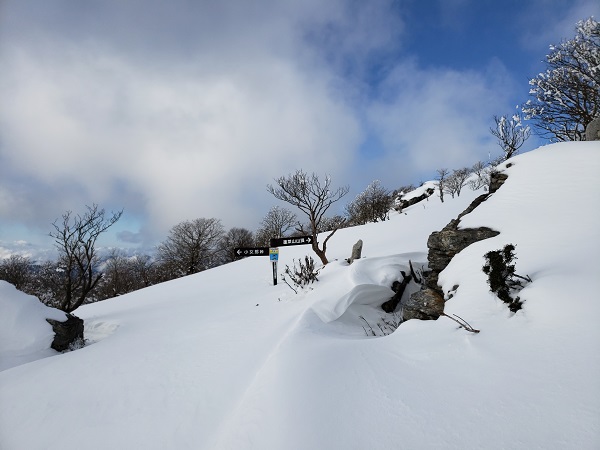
[490,112,531,160]
[255,206,297,246]
[345,180,392,225]
[444,168,471,198]
[522,17,600,141]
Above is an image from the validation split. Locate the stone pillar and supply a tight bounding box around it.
[348,239,363,264]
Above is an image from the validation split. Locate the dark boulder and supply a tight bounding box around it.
[395,187,435,212]
[381,271,412,313]
[427,226,500,274]
[401,288,445,321]
[489,171,508,194]
[46,314,84,352]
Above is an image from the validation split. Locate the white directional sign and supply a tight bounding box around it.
[234,247,269,257]
[269,236,313,247]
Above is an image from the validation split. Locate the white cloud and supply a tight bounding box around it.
[366,59,515,182]
[0,33,362,245]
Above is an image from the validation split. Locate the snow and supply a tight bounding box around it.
[398,179,437,202]
[0,281,66,371]
[1,142,599,449]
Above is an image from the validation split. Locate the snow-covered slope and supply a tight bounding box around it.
[1,142,599,449]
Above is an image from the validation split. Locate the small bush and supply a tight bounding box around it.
[282,256,320,292]
[482,244,531,312]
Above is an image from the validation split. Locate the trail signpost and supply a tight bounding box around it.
[270,248,279,285]
[236,237,313,286]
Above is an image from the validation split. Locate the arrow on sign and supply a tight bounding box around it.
[234,247,270,257]
[269,236,313,247]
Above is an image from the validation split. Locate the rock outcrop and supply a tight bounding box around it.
[395,187,435,212]
[398,171,508,321]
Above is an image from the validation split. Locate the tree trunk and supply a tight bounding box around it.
[312,241,328,265]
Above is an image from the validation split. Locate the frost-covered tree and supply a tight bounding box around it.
[490,112,531,160]
[522,17,600,141]
[444,168,471,198]
[345,180,392,225]
[255,206,297,246]
[468,161,492,191]
[267,170,349,265]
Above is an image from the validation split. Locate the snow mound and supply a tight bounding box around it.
[311,253,426,323]
[0,281,66,371]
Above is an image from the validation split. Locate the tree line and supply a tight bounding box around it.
[0,160,503,312]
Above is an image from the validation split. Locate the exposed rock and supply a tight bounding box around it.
[46,314,84,352]
[427,226,500,274]
[489,171,508,194]
[347,239,363,264]
[401,173,506,321]
[395,188,435,212]
[401,288,444,321]
[586,117,600,141]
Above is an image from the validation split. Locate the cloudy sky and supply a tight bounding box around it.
[0,0,597,258]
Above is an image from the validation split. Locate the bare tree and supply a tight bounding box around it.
[522,17,600,141]
[95,249,137,301]
[95,251,163,299]
[157,218,225,278]
[313,215,347,233]
[490,113,531,160]
[219,227,255,262]
[267,170,349,265]
[255,206,297,246]
[345,180,392,225]
[129,254,159,287]
[435,168,450,203]
[49,204,123,312]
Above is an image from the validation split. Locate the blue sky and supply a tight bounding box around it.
[0,0,598,259]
